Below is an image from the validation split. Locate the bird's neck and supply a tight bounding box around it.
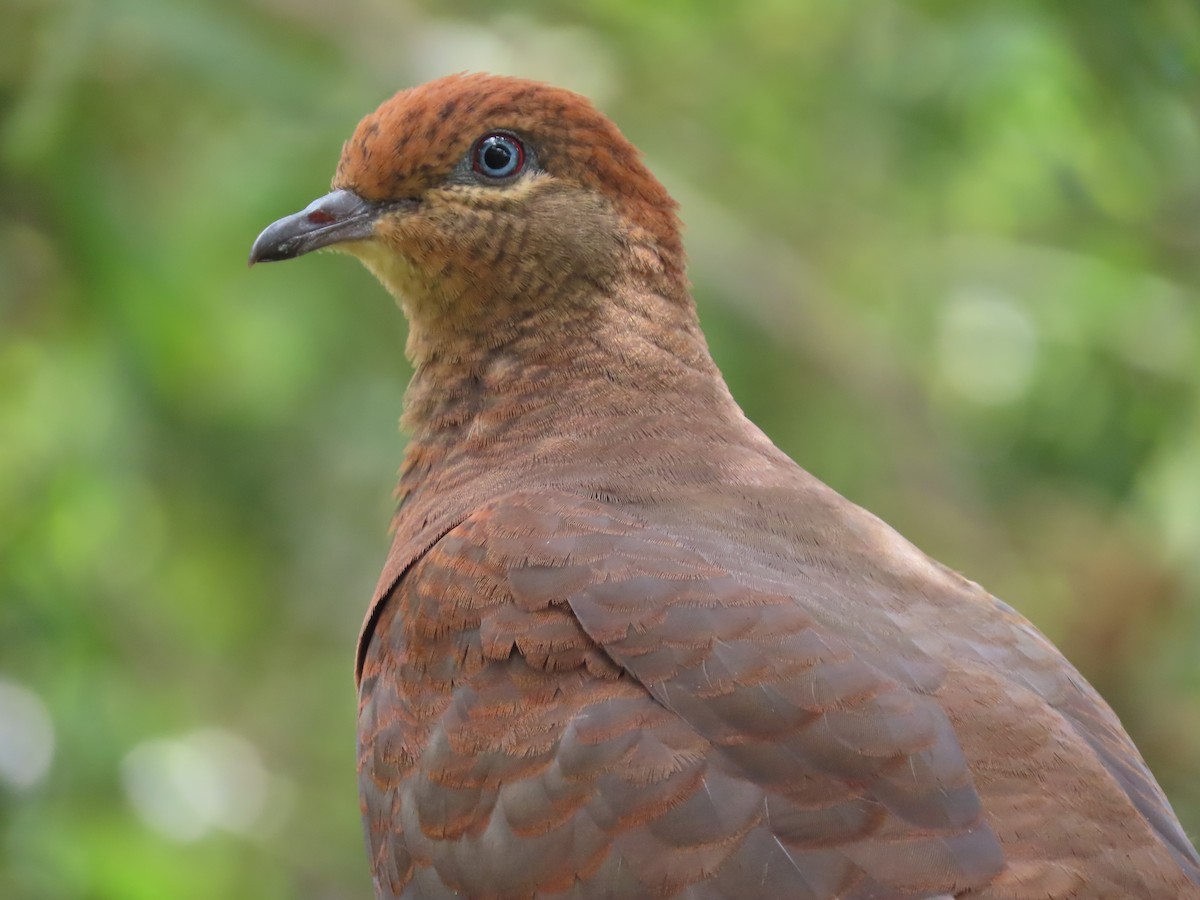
[402,283,726,440]
[392,276,756,514]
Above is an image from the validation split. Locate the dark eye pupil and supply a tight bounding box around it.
[473,133,524,179]
[482,142,511,172]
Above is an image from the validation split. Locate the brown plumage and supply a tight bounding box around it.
[250,73,1200,899]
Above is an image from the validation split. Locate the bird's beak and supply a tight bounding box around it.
[248,189,389,265]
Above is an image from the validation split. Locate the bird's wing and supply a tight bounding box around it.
[497,489,1005,895]
[359,486,1008,898]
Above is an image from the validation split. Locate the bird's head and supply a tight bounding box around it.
[250,73,684,344]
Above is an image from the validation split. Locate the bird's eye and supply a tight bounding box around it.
[472,133,525,180]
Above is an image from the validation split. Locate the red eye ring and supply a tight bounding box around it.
[472,132,525,180]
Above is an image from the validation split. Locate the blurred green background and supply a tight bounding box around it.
[3,0,1199,897]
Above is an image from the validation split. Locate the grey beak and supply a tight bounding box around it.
[248,189,388,265]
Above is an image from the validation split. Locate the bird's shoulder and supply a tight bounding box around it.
[360,485,1008,896]
[361,483,1200,895]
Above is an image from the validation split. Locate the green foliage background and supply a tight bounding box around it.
[2,1,1198,896]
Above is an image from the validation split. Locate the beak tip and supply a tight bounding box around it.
[247,227,290,266]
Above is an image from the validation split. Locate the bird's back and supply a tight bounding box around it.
[637,471,1200,897]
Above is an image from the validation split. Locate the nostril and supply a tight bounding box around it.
[308,210,336,225]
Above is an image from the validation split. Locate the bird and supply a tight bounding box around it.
[249,73,1200,899]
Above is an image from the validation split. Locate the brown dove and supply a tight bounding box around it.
[249,73,1200,899]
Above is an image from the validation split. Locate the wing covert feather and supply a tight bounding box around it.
[359,487,1199,898]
